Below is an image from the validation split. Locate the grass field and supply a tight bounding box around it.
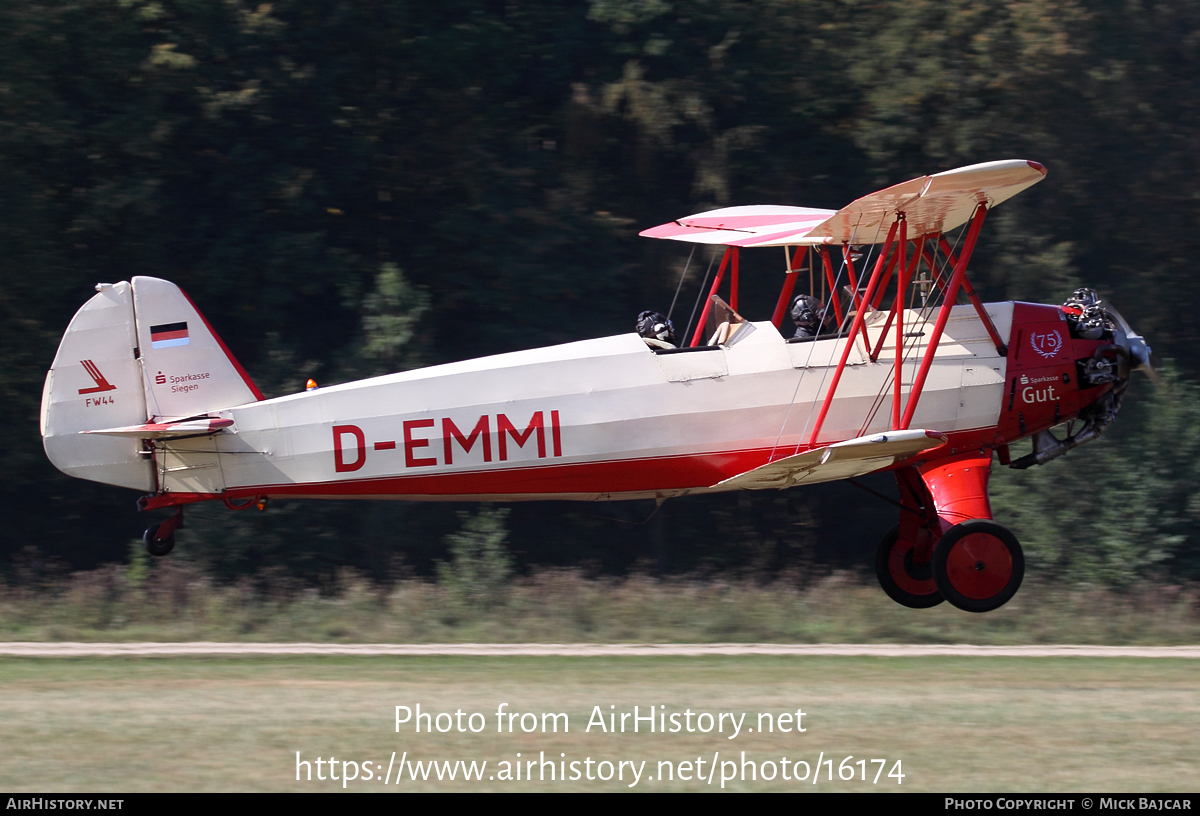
[4,565,1200,644]
[0,656,1195,792]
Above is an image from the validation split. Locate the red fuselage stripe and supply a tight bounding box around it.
[147,429,1000,507]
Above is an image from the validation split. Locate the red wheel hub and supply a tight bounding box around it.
[887,538,937,596]
[943,532,1013,600]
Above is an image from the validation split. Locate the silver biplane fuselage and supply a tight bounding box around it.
[153,304,1012,504]
[42,160,1151,613]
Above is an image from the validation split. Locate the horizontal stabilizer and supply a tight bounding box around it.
[714,430,948,490]
[83,417,233,439]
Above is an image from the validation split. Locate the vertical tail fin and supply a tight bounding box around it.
[41,277,262,491]
[131,276,263,420]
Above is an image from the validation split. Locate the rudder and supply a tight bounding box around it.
[132,276,263,420]
[41,277,263,492]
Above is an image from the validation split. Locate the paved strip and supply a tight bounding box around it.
[0,643,1198,658]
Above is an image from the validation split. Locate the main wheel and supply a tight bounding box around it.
[143,524,175,557]
[875,524,944,609]
[932,520,1024,613]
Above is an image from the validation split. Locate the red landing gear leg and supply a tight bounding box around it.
[919,453,1024,613]
[875,468,944,608]
[143,508,183,557]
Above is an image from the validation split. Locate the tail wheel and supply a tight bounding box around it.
[932,520,1024,613]
[875,524,944,609]
[143,523,175,557]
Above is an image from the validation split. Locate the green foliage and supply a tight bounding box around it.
[2,563,1199,644]
[126,539,150,587]
[437,508,514,611]
[4,0,1200,589]
[992,367,1200,588]
[358,264,430,376]
[589,0,672,34]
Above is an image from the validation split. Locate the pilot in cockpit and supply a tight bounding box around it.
[636,310,677,349]
[790,294,825,340]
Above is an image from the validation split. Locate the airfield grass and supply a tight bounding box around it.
[2,563,1200,644]
[0,656,1195,792]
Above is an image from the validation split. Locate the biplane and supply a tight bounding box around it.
[40,159,1152,612]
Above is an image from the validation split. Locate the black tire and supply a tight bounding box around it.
[875,524,944,609]
[143,524,175,557]
[932,520,1024,613]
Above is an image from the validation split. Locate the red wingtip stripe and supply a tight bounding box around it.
[1027,160,1047,175]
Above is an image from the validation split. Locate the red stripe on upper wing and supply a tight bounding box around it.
[726,226,829,247]
[679,213,829,230]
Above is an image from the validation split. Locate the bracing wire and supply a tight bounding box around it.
[766,219,880,460]
[666,244,696,322]
[681,248,718,346]
[790,221,887,449]
[859,229,950,436]
[768,250,844,461]
[855,223,970,434]
[790,246,856,454]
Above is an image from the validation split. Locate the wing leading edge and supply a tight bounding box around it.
[640,159,1046,248]
[713,430,948,490]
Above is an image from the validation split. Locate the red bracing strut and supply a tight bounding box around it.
[153,509,184,543]
[806,233,895,446]
[899,205,988,429]
[689,247,732,347]
[820,248,844,326]
[855,221,899,352]
[844,246,860,314]
[868,248,904,360]
[895,466,940,567]
[870,242,903,311]
[872,232,924,363]
[730,246,740,312]
[771,247,806,329]
[892,232,928,428]
[892,219,909,428]
[932,236,1007,355]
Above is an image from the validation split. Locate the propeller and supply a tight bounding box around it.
[1104,302,1158,383]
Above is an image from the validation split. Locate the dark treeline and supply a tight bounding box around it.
[3,0,1198,587]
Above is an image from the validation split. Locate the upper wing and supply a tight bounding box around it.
[713,429,948,490]
[640,160,1046,247]
[638,204,838,246]
[808,159,1046,245]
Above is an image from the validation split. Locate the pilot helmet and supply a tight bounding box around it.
[790,295,822,333]
[636,310,676,343]
[1064,287,1102,310]
[1063,288,1110,340]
